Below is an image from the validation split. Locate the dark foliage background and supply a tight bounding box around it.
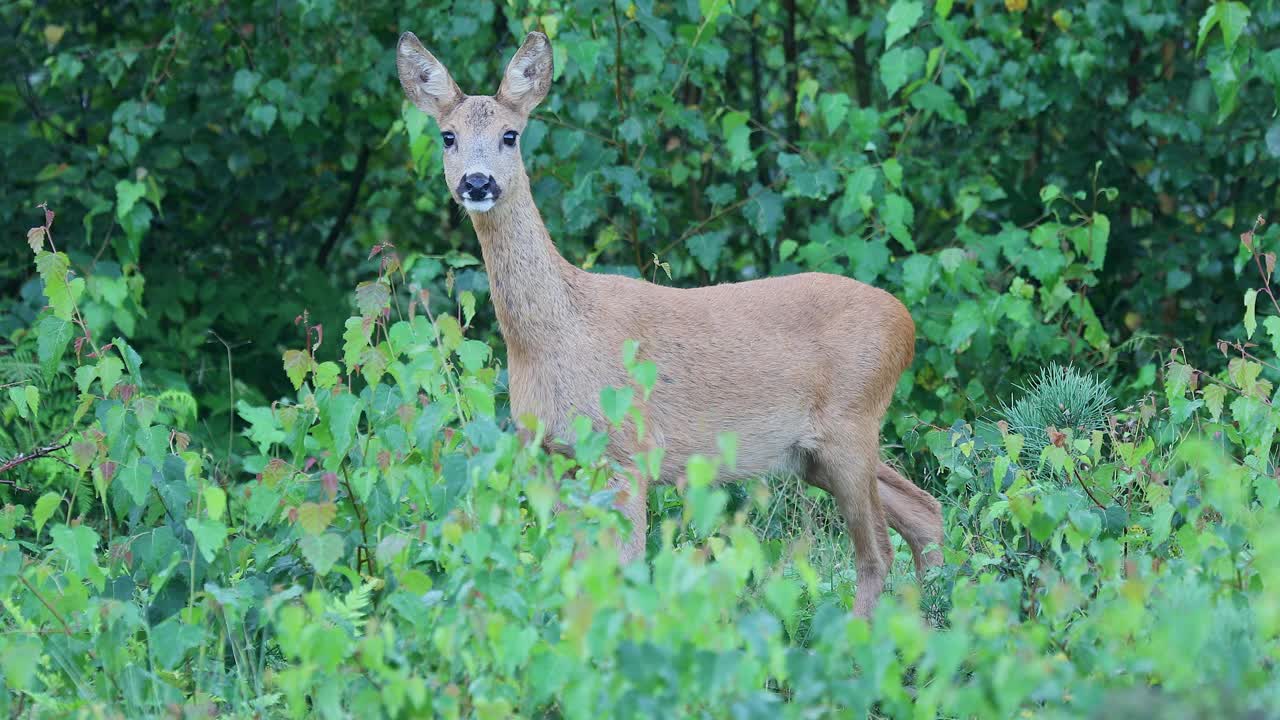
[5,0,1277,468]
[3,1,1280,716]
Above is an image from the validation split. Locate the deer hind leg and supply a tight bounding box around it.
[876,461,944,579]
[808,433,894,619]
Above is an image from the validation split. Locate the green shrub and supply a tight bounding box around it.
[995,362,1114,479]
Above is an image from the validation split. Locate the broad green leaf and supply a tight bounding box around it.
[342,317,372,373]
[819,92,852,134]
[300,533,344,575]
[36,315,74,376]
[185,517,227,562]
[51,523,100,577]
[1197,1,1251,55]
[721,111,754,172]
[1244,288,1258,338]
[203,486,227,522]
[457,339,491,371]
[1264,315,1280,356]
[119,461,153,507]
[33,493,62,536]
[879,47,925,98]
[885,1,924,51]
[314,361,341,389]
[881,193,916,250]
[600,385,633,426]
[114,179,146,221]
[97,355,124,394]
[328,392,362,459]
[8,386,30,420]
[686,231,730,272]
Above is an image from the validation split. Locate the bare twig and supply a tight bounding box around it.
[19,575,73,636]
[0,442,71,478]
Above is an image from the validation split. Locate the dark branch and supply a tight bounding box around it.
[317,144,372,267]
[0,441,72,482]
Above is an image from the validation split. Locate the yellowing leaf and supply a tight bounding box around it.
[282,349,313,390]
[297,501,337,535]
[35,251,75,321]
[26,226,45,253]
[1203,383,1227,421]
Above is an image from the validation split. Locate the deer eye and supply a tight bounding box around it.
[502,130,518,147]
[441,131,456,148]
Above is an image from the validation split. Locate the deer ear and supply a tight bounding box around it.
[397,31,463,120]
[496,32,554,115]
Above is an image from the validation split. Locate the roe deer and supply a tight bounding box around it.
[396,30,944,617]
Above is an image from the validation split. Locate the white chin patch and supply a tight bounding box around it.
[461,198,496,213]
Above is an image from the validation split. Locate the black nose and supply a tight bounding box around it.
[460,173,496,201]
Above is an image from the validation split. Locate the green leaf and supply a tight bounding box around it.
[114,179,147,222]
[881,193,916,250]
[600,385,633,426]
[947,301,983,351]
[686,231,730,272]
[250,103,278,132]
[74,364,97,394]
[51,523,100,577]
[1244,289,1258,338]
[457,340,491,372]
[185,517,227,562]
[328,392,363,459]
[1196,1,1251,55]
[36,315,74,377]
[1264,315,1280,356]
[314,361,341,389]
[8,387,29,420]
[300,533,344,576]
[119,461,153,507]
[721,111,754,172]
[882,158,904,189]
[909,83,965,124]
[23,386,39,418]
[203,486,227,522]
[97,355,124,395]
[880,47,925,98]
[819,92,852,134]
[885,1,924,51]
[936,0,953,18]
[342,317,372,373]
[628,359,659,398]
[232,69,260,97]
[33,493,61,537]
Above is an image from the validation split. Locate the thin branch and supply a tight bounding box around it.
[19,575,73,636]
[0,442,71,478]
[317,144,372,267]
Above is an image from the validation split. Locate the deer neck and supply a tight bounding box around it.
[468,174,579,355]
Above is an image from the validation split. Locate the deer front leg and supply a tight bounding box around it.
[607,464,649,564]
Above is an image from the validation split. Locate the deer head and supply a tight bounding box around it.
[396,31,553,213]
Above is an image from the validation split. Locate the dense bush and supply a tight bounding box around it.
[3,0,1280,717]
